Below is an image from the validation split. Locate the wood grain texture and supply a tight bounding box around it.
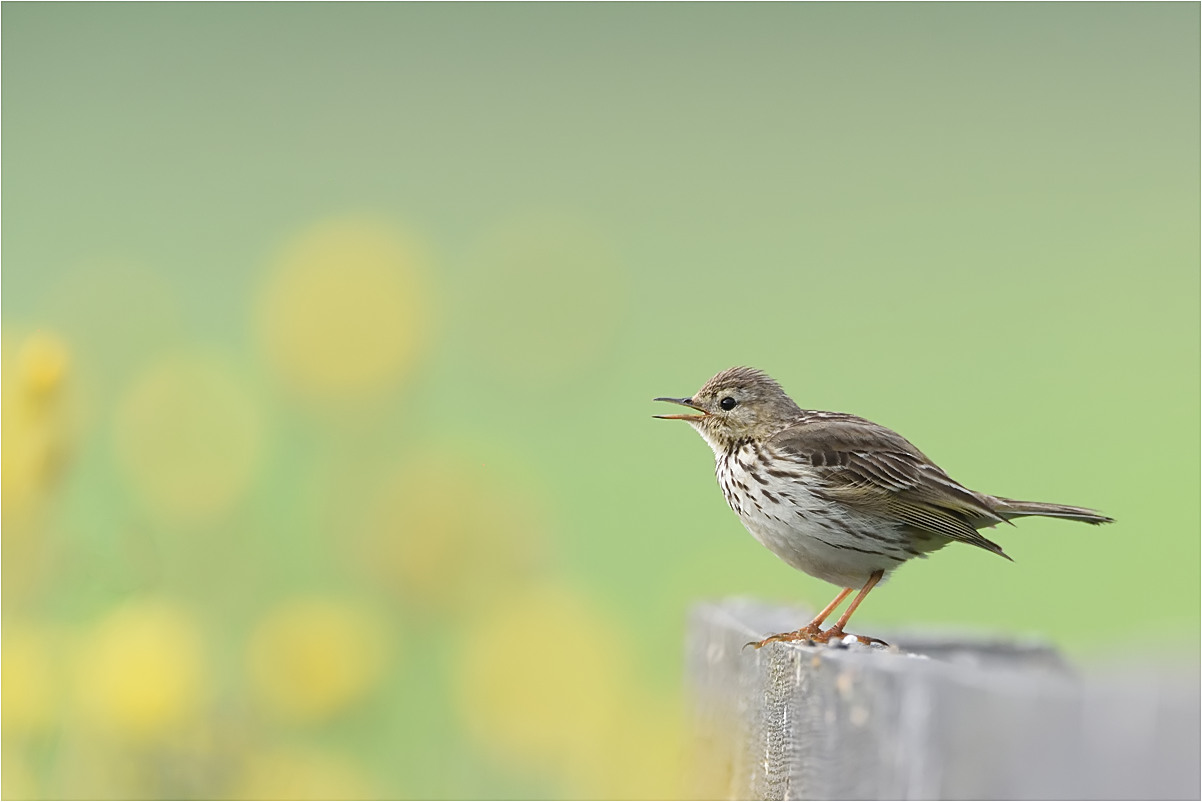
[686,600,1200,800]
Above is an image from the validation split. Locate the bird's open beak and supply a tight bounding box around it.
[653,397,707,420]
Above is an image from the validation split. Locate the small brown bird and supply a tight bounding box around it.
[655,367,1112,647]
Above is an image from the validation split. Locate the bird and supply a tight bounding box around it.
[654,366,1112,648]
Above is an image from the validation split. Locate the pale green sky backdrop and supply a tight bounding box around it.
[4,4,1198,798]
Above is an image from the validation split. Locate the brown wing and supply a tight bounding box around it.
[766,413,1012,559]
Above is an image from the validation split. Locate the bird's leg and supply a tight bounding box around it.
[819,569,887,645]
[801,587,854,635]
[746,587,853,649]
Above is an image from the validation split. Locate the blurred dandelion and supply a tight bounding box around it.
[75,599,208,740]
[593,693,685,799]
[234,746,377,800]
[19,330,70,399]
[112,352,263,526]
[1,330,73,522]
[464,214,627,382]
[245,596,390,723]
[357,448,549,616]
[0,751,38,800]
[452,583,639,792]
[2,623,63,737]
[257,217,430,403]
[2,330,75,605]
[451,581,685,796]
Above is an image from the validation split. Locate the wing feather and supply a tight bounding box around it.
[767,414,1010,558]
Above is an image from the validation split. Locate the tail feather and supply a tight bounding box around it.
[993,497,1113,525]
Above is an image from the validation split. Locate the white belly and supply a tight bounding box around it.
[713,445,919,589]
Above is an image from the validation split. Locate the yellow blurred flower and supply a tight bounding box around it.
[234,747,376,800]
[257,216,430,403]
[1,330,72,521]
[245,597,389,723]
[3,331,75,603]
[19,331,70,399]
[453,583,685,797]
[0,750,38,800]
[75,599,208,740]
[2,624,62,736]
[360,448,548,615]
[593,694,685,799]
[453,584,632,784]
[113,352,263,526]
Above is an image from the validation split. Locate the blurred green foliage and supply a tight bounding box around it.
[3,4,1198,799]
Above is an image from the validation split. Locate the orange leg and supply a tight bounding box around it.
[747,571,887,649]
[746,587,852,649]
[808,587,854,630]
[821,569,885,644]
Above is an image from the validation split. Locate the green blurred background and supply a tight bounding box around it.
[3,3,1198,799]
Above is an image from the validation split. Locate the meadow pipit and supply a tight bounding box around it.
[655,367,1112,647]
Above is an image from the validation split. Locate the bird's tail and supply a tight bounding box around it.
[993,497,1113,525]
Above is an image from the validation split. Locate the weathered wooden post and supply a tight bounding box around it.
[687,599,1200,800]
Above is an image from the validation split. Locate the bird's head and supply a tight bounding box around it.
[654,366,801,452]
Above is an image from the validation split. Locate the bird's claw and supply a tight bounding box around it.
[745,627,888,650]
[743,625,822,650]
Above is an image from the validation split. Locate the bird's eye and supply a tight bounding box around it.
[720,396,737,411]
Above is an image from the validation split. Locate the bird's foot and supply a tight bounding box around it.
[744,624,823,650]
[745,626,888,650]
